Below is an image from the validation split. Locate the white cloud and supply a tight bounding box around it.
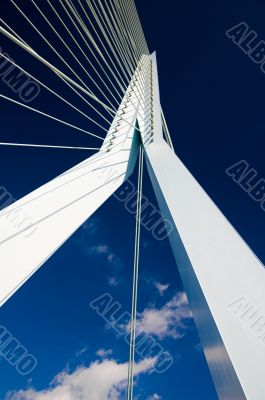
[138,292,192,340]
[154,282,169,296]
[87,246,122,270]
[88,244,109,255]
[75,346,88,357]
[96,348,113,358]
[106,253,122,269]
[76,220,122,269]
[6,358,155,400]
[194,342,203,353]
[82,219,100,236]
[148,394,162,400]
[107,276,120,287]
[143,276,169,296]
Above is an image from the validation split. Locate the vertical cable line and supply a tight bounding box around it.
[127,145,144,400]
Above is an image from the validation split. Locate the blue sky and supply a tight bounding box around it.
[0,0,265,399]
[0,188,217,399]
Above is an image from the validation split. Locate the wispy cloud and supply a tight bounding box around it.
[96,348,113,358]
[75,346,88,357]
[6,358,156,400]
[75,218,123,270]
[154,282,169,296]
[81,218,100,236]
[194,342,203,353]
[138,292,192,340]
[148,395,162,400]
[142,276,170,297]
[107,276,120,287]
[87,244,109,256]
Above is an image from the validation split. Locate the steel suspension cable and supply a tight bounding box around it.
[115,4,149,95]
[161,107,174,150]
[0,94,104,140]
[123,0,149,58]
[0,2,151,138]
[58,0,128,96]
[127,0,149,55]
[0,17,27,45]
[0,26,145,134]
[73,0,132,83]
[107,0,139,75]
[53,0,147,127]
[68,0,145,120]
[64,0,129,91]
[98,0,147,115]
[127,145,144,400]
[10,0,99,101]
[85,0,146,117]
[0,53,109,133]
[0,23,113,127]
[0,142,100,151]
[64,0,145,123]
[91,0,133,80]
[0,27,116,115]
[29,0,118,111]
[59,0,146,126]
[69,0,146,123]
[46,0,120,107]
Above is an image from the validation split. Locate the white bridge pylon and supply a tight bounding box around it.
[0,51,265,400]
[0,53,151,307]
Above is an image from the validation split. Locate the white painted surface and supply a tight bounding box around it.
[143,53,265,400]
[0,66,148,306]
